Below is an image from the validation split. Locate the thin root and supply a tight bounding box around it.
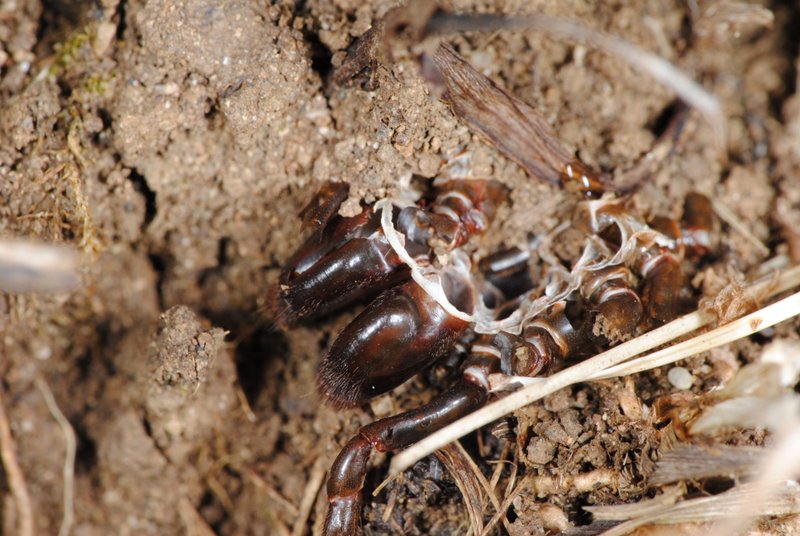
[35,376,76,536]
[712,198,771,258]
[247,470,299,518]
[292,456,327,536]
[0,385,34,536]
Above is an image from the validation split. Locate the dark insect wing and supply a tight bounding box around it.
[426,43,608,197]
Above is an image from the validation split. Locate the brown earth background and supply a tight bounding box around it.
[1,0,799,534]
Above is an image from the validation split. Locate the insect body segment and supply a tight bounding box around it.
[580,263,644,336]
[276,192,400,327]
[573,193,717,324]
[299,181,351,232]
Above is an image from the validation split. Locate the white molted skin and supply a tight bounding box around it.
[378,192,679,337]
[378,198,475,324]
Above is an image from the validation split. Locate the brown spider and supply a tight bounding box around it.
[274,3,719,533]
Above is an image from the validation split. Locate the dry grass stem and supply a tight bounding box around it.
[591,288,800,379]
[207,475,234,512]
[0,386,34,536]
[480,475,527,536]
[709,423,800,536]
[587,292,800,380]
[0,238,79,293]
[178,497,218,536]
[712,199,771,258]
[436,444,485,535]
[291,457,326,536]
[380,486,399,523]
[650,446,764,486]
[486,443,511,496]
[247,471,300,518]
[234,382,257,423]
[452,440,513,534]
[597,480,800,536]
[390,263,800,476]
[585,484,684,520]
[372,467,401,497]
[34,376,76,536]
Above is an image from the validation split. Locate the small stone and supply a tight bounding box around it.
[418,153,441,177]
[668,366,693,390]
[31,340,52,360]
[526,437,556,465]
[376,143,396,164]
[94,20,118,56]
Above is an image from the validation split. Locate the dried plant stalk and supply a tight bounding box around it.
[598,480,800,536]
[0,386,34,536]
[709,424,800,536]
[591,288,800,380]
[35,376,76,536]
[435,444,486,535]
[650,445,765,486]
[0,238,79,293]
[291,457,326,536]
[584,484,684,520]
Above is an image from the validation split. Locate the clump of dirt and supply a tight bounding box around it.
[1,0,799,535]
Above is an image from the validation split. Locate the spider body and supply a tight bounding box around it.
[276,176,715,534]
[272,4,720,534]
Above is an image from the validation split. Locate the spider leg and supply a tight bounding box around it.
[298,181,350,232]
[323,361,492,535]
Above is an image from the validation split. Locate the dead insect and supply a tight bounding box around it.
[274,2,722,534]
[278,178,717,534]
